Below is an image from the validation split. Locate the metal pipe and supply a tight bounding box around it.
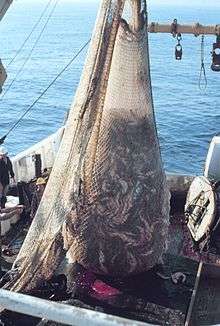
[185,262,203,326]
[0,289,150,326]
[148,22,220,36]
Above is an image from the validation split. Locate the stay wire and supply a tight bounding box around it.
[199,35,207,91]
[2,39,91,139]
[0,0,60,101]
[6,0,54,68]
[142,0,147,16]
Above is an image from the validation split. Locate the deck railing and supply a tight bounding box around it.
[0,288,151,326]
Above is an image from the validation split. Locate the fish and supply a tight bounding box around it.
[5,0,169,292]
[63,0,170,277]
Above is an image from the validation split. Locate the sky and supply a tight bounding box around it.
[16,0,220,7]
[150,0,220,6]
[60,0,220,5]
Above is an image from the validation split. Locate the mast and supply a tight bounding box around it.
[0,0,13,272]
[0,0,13,92]
[0,0,13,22]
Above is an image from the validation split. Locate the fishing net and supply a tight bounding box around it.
[5,0,170,293]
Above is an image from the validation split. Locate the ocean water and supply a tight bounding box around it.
[0,0,220,175]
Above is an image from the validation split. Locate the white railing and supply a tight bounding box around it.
[0,289,151,326]
[12,127,64,182]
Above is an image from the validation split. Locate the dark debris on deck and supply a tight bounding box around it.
[1,191,220,325]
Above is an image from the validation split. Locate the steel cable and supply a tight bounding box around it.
[0,0,60,101]
[6,0,54,68]
[199,35,207,91]
[0,38,90,142]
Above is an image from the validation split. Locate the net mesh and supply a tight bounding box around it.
[5,0,170,292]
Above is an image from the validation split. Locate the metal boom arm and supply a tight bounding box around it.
[148,22,220,36]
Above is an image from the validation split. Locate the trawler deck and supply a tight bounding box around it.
[1,186,220,325]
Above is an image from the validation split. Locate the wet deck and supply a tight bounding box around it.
[1,189,220,325]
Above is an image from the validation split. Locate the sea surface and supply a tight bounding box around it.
[0,0,220,175]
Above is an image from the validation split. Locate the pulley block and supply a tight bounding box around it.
[211,36,220,72]
[175,33,183,60]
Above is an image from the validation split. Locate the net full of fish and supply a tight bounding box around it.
[4,0,170,292]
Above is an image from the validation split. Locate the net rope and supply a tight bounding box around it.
[4,0,170,293]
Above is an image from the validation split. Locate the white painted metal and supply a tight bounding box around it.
[1,196,20,235]
[204,136,220,181]
[166,173,194,193]
[185,176,216,242]
[6,196,20,225]
[0,289,151,326]
[12,127,64,182]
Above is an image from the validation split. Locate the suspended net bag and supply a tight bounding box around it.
[5,0,170,293]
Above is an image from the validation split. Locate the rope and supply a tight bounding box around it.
[6,0,54,68]
[142,0,147,17]
[0,0,60,101]
[199,35,207,91]
[0,39,90,142]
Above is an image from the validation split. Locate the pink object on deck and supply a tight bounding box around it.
[92,280,121,297]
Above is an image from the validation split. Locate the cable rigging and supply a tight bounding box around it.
[0,38,91,145]
[0,0,60,101]
[199,35,207,91]
[6,0,54,68]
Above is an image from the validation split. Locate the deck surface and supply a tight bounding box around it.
[189,263,220,326]
[2,191,220,325]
